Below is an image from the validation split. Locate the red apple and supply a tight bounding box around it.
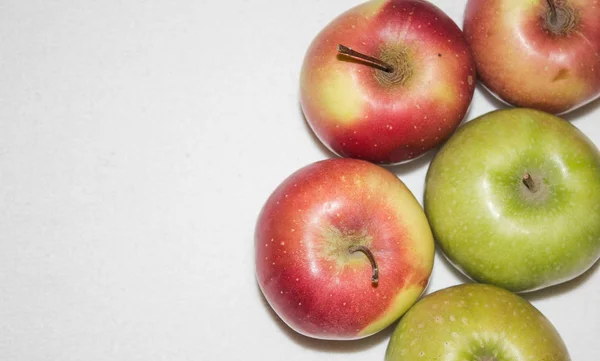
[300,0,475,165]
[255,158,434,340]
[464,0,600,114]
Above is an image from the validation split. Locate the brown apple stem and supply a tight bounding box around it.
[337,44,394,73]
[546,0,558,25]
[349,245,379,285]
[522,173,537,193]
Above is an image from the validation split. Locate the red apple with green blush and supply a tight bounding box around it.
[300,0,475,165]
[255,158,434,340]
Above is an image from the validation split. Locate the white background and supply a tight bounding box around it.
[1,0,598,360]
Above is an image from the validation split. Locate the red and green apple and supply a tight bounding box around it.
[424,108,600,292]
[255,158,434,340]
[386,283,571,361]
[464,0,600,114]
[300,0,475,165]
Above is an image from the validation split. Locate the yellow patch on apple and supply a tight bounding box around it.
[551,77,588,101]
[501,0,539,13]
[356,0,387,18]
[359,285,425,337]
[317,71,364,125]
[431,81,457,109]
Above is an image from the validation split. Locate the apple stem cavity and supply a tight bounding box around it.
[522,173,537,193]
[546,0,558,25]
[337,44,394,73]
[348,245,379,285]
[544,0,576,34]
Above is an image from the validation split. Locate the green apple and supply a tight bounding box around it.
[424,108,600,292]
[385,283,570,361]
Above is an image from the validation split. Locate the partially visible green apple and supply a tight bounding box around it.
[425,108,600,292]
[385,283,570,361]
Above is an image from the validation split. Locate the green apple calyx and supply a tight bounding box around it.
[522,173,537,192]
[520,172,551,203]
[456,336,516,361]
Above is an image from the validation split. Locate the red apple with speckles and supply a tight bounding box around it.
[464,0,600,114]
[255,158,434,340]
[300,0,475,165]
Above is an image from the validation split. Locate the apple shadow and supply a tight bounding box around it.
[474,80,600,124]
[561,96,600,123]
[255,282,396,353]
[298,102,338,160]
[385,148,437,178]
[432,243,600,302]
[521,259,600,302]
[459,85,479,125]
[432,245,474,287]
[475,82,510,112]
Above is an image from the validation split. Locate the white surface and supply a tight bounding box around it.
[0,0,598,360]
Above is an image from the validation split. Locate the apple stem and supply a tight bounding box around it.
[337,44,394,73]
[522,173,537,193]
[546,0,558,25]
[348,245,379,285]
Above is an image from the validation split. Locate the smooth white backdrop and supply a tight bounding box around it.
[0,0,598,360]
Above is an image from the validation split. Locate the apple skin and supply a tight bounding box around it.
[385,283,571,361]
[424,108,600,293]
[255,158,434,340]
[300,0,475,165]
[464,0,600,115]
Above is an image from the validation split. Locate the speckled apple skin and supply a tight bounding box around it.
[300,0,475,165]
[386,283,571,361]
[464,0,600,114]
[425,108,600,292]
[255,158,434,340]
